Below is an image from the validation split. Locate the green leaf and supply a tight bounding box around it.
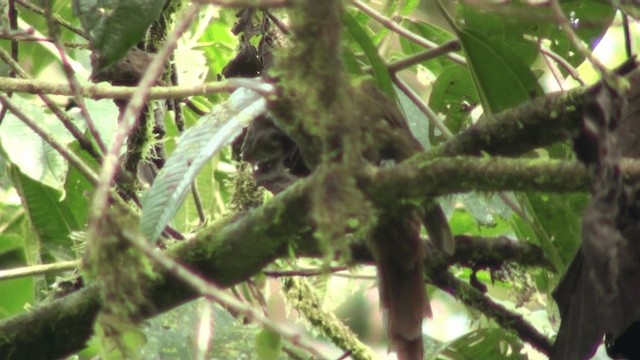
[449,208,511,237]
[140,89,266,243]
[343,11,395,100]
[457,28,543,115]
[400,0,420,16]
[255,328,281,360]
[456,0,615,71]
[10,166,79,261]
[514,192,587,271]
[73,0,168,72]
[64,143,98,228]
[0,95,85,190]
[456,4,539,65]
[439,328,525,359]
[428,65,478,138]
[75,99,119,148]
[0,277,34,319]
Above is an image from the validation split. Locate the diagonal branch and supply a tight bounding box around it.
[4,157,640,358]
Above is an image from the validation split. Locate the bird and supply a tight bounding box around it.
[233,80,453,360]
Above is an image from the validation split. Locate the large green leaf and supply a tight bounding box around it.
[73,0,167,72]
[140,88,266,243]
[10,166,80,262]
[455,4,539,66]
[0,95,84,190]
[456,0,615,72]
[511,192,587,272]
[0,276,33,319]
[455,27,543,115]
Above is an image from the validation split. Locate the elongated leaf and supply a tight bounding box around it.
[343,11,395,100]
[73,0,167,72]
[140,89,266,243]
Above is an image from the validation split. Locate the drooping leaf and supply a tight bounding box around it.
[437,2,544,115]
[72,0,168,72]
[10,166,80,262]
[343,11,395,100]
[140,88,267,243]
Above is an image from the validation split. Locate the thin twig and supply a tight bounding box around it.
[391,75,454,138]
[193,0,292,7]
[9,0,19,81]
[121,225,332,360]
[622,13,632,59]
[431,270,553,356]
[0,77,275,100]
[387,39,461,73]
[264,266,350,277]
[539,46,584,86]
[265,11,290,35]
[540,42,566,91]
[15,0,87,38]
[0,260,79,281]
[548,0,615,83]
[0,47,102,161]
[191,183,207,224]
[351,0,466,65]
[42,2,107,154]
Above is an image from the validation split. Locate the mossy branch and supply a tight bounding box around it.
[4,158,640,358]
[282,277,376,360]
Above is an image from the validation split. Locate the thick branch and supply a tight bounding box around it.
[363,157,640,206]
[433,65,639,158]
[4,158,640,358]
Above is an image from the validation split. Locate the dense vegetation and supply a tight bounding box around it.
[0,1,639,359]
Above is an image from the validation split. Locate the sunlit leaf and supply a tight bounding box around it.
[0,96,85,190]
[140,88,266,243]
